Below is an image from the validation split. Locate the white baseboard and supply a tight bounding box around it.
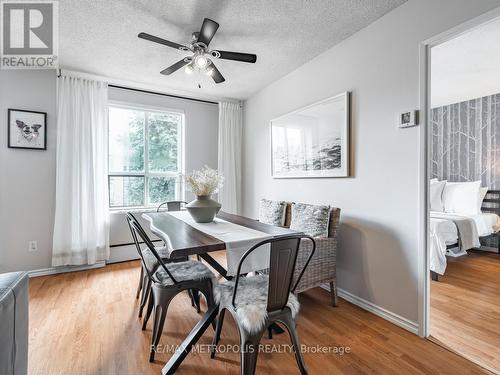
[321,284,419,335]
[27,244,142,277]
[28,261,106,278]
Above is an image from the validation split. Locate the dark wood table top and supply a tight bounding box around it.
[142,210,299,258]
[141,210,300,374]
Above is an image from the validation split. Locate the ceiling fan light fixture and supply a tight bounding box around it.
[194,54,208,68]
[138,18,257,84]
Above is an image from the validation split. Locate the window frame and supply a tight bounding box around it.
[108,101,185,210]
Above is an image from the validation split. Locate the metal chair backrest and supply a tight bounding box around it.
[126,212,178,284]
[231,234,316,314]
[157,200,187,212]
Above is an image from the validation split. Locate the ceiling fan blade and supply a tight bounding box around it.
[197,18,219,46]
[210,64,225,84]
[138,32,187,51]
[160,59,189,75]
[215,50,257,63]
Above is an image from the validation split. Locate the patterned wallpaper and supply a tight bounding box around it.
[431,93,500,188]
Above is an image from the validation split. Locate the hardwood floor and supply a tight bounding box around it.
[29,256,488,375]
[431,250,500,374]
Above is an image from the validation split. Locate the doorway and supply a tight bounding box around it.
[423,13,500,374]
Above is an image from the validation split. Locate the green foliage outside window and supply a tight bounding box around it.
[148,112,179,173]
[108,106,182,208]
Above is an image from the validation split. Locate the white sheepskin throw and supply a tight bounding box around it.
[154,260,215,285]
[214,275,300,334]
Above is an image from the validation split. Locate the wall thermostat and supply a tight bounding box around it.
[399,110,419,128]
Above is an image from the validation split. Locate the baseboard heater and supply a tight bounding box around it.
[29,261,106,278]
[109,239,163,248]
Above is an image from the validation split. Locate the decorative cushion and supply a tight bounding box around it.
[259,199,286,226]
[154,260,214,286]
[478,187,488,212]
[214,275,299,334]
[443,181,481,214]
[141,246,169,272]
[430,180,446,212]
[290,203,330,237]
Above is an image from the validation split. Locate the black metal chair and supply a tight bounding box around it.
[130,214,190,318]
[135,200,201,315]
[210,235,316,375]
[156,199,202,309]
[126,212,216,362]
[157,200,187,212]
[136,244,187,318]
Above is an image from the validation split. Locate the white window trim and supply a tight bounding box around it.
[108,102,185,209]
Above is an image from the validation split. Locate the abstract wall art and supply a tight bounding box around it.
[271,92,350,178]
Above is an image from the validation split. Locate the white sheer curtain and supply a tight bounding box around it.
[218,101,242,214]
[52,74,110,266]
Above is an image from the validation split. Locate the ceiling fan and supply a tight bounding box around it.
[138,18,257,84]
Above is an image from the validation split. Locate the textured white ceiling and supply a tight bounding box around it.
[432,18,500,107]
[59,0,406,100]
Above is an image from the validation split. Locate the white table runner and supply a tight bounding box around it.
[167,211,271,276]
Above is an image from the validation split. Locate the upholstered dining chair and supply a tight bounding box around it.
[126,212,216,362]
[210,234,316,375]
[284,203,341,307]
[156,200,187,212]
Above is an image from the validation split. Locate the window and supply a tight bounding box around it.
[108,104,184,208]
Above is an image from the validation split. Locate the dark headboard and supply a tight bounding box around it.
[481,190,500,215]
[480,190,500,251]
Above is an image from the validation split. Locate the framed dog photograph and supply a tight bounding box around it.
[8,109,47,150]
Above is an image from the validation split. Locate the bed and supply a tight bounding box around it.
[430,189,500,279]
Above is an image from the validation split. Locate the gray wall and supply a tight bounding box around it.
[0,70,57,273]
[242,0,500,327]
[0,74,219,272]
[431,93,500,188]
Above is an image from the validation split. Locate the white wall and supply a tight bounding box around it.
[242,0,500,326]
[0,75,218,272]
[0,70,57,273]
[431,17,500,107]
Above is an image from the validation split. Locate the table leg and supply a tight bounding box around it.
[199,253,233,280]
[162,304,219,375]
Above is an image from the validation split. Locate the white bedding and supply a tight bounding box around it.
[430,212,500,275]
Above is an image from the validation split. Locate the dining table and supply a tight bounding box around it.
[142,210,299,375]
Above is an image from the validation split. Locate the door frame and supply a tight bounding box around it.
[418,7,500,338]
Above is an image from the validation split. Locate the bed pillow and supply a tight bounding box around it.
[442,181,481,215]
[290,203,330,238]
[478,187,488,212]
[430,180,446,212]
[259,199,287,226]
